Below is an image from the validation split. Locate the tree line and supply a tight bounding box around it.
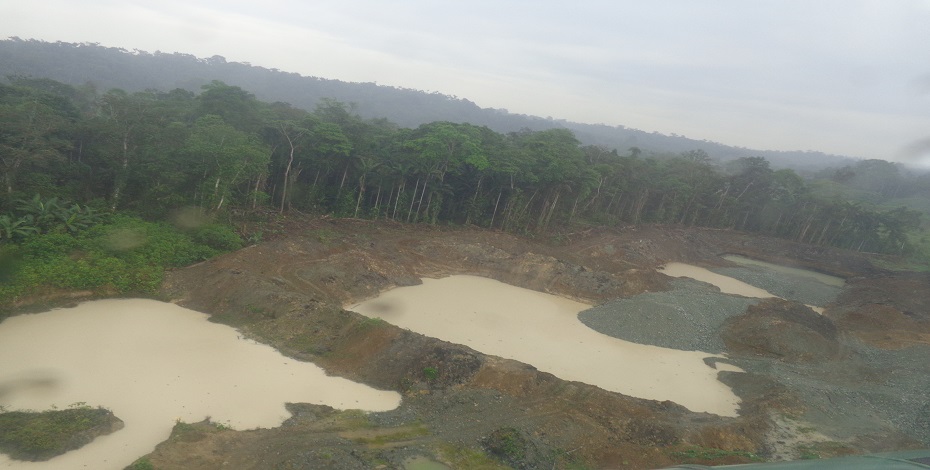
[0,38,858,172]
[0,77,923,255]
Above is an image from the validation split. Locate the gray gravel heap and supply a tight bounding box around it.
[578,278,757,353]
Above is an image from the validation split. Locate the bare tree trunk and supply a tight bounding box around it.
[414,177,430,223]
[406,178,420,223]
[568,194,582,225]
[466,175,482,225]
[279,143,295,213]
[252,173,264,209]
[354,175,366,218]
[392,181,404,220]
[373,184,382,218]
[489,189,503,229]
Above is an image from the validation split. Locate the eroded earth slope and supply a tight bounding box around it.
[142,218,930,468]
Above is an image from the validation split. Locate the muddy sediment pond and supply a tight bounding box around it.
[659,260,844,312]
[348,275,742,416]
[0,299,400,470]
[659,263,777,299]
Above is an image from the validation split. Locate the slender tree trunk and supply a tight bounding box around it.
[466,176,482,225]
[414,177,430,223]
[373,184,382,218]
[252,173,263,209]
[489,188,503,229]
[279,143,296,214]
[424,191,434,224]
[393,180,405,220]
[568,194,581,225]
[406,178,420,223]
[543,191,561,231]
[336,163,349,200]
[354,175,366,218]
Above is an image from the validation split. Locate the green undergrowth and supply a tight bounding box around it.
[168,419,230,443]
[0,214,241,311]
[668,445,764,464]
[437,443,511,470]
[0,404,116,461]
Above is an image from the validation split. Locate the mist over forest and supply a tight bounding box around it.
[0,38,864,171]
[1,37,929,305]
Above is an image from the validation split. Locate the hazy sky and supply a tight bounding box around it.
[3,1,930,164]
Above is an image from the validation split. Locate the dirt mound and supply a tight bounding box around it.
[721,299,840,362]
[828,272,930,349]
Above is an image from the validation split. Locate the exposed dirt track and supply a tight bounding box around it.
[141,217,930,469]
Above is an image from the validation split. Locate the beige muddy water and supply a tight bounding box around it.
[658,262,830,312]
[0,299,400,470]
[659,263,778,298]
[348,275,742,417]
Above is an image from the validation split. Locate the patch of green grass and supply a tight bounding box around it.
[357,316,386,330]
[669,445,763,463]
[168,420,229,443]
[437,443,510,470]
[127,456,155,470]
[335,409,373,430]
[351,424,430,445]
[422,366,439,382]
[799,449,820,460]
[0,405,116,461]
[796,441,855,460]
[482,427,527,465]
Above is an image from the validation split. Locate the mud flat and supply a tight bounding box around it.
[0,299,400,470]
[348,275,741,416]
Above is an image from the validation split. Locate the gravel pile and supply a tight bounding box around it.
[580,266,929,447]
[578,278,757,353]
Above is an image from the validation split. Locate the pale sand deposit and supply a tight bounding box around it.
[0,299,400,470]
[348,275,742,417]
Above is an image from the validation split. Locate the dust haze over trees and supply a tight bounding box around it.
[0,39,859,172]
[1,76,926,260]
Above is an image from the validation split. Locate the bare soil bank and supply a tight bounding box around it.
[35,217,930,469]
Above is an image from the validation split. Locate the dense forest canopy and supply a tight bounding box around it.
[0,38,865,172]
[1,76,927,254]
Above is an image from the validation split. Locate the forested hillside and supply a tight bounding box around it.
[1,76,925,248]
[0,38,856,171]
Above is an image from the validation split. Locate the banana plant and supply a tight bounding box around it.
[0,214,39,241]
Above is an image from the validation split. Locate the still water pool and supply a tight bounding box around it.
[0,299,400,470]
[349,275,742,417]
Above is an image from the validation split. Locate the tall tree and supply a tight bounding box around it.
[98,89,155,210]
[0,83,77,204]
[185,115,270,211]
